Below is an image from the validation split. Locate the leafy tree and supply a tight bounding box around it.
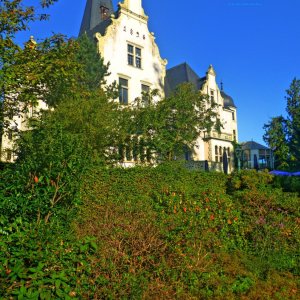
[263,116,289,169]
[33,34,120,164]
[263,78,300,170]
[286,78,300,168]
[0,1,84,128]
[76,33,110,92]
[126,83,222,161]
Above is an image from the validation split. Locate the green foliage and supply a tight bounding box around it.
[76,33,109,92]
[0,118,91,223]
[0,0,60,109]
[263,78,300,169]
[227,169,274,191]
[263,116,289,169]
[286,78,300,168]
[273,175,300,194]
[0,2,299,299]
[71,165,299,299]
[1,162,299,299]
[124,83,222,161]
[0,218,97,299]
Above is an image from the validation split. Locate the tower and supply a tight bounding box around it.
[79,0,114,36]
[79,0,167,105]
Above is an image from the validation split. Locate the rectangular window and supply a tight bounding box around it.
[127,44,142,69]
[8,130,13,140]
[232,111,235,121]
[141,84,150,106]
[233,130,237,141]
[119,78,128,105]
[6,150,12,161]
[127,44,134,66]
[135,47,141,68]
[210,90,215,102]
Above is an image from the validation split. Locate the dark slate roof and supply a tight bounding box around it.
[79,0,114,37]
[221,90,236,108]
[242,141,270,151]
[164,63,206,97]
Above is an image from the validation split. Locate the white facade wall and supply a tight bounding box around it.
[1,100,48,162]
[96,0,167,104]
[191,66,238,171]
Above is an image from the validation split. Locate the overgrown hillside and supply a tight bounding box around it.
[1,164,298,299]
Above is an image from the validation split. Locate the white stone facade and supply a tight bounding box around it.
[95,0,167,104]
[1,101,48,162]
[1,0,239,172]
[199,66,238,172]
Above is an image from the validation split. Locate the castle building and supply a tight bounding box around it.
[165,63,238,171]
[79,0,238,171]
[80,0,167,104]
[1,0,238,172]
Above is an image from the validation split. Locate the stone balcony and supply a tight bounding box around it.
[204,131,233,141]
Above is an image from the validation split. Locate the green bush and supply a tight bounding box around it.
[1,163,299,299]
[0,218,97,299]
[274,176,300,194]
[73,164,300,299]
[0,121,91,224]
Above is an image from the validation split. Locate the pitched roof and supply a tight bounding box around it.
[79,0,114,37]
[242,141,270,151]
[164,63,206,97]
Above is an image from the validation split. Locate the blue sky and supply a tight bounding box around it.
[18,0,300,145]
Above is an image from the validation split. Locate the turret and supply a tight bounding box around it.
[79,0,114,36]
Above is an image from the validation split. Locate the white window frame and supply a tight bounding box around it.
[127,43,142,69]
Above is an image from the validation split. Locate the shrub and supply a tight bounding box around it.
[0,218,97,299]
[0,121,91,224]
[274,176,300,194]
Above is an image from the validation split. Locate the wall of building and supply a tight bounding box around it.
[96,1,167,104]
[1,100,48,162]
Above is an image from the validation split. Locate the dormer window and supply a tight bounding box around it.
[100,6,109,20]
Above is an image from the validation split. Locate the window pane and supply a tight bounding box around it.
[135,47,141,57]
[141,84,150,105]
[136,57,141,68]
[119,78,128,105]
[128,44,134,53]
[142,84,150,92]
[119,88,128,105]
[119,88,127,104]
[119,78,128,87]
[128,54,134,66]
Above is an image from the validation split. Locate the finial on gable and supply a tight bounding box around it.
[206,64,216,77]
[25,36,37,49]
[121,0,145,17]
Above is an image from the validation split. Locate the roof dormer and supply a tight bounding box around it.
[79,0,114,36]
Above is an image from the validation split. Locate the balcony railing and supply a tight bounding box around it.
[204,131,233,141]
